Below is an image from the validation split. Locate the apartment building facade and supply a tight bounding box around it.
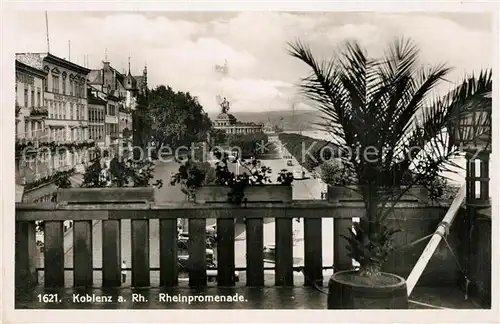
[16,53,93,171]
[87,89,107,159]
[15,60,49,186]
[88,60,147,158]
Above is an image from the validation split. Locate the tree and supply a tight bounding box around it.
[132,93,153,160]
[226,133,269,158]
[278,133,337,171]
[210,128,227,146]
[288,38,492,277]
[149,85,212,148]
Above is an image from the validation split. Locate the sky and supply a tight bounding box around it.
[13,11,493,113]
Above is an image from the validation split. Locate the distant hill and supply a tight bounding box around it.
[208,110,323,131]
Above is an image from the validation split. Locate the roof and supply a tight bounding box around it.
[15,53,44,70]
[88,70,103,84]
[88,93,107,106]
[216,113,236,120]
[235,121,264,127]
[124,72,137,90]
[15,60,47,78]
[16,52,91,74]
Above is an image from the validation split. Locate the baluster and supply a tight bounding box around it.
[275,217,293,286]
[131,211,150,287]
[44,221,64,287]
[217,216,235,286]
[159,217,178,287]
[246,215,264,286]
[304,217,323,286]
[15,221,38,289]
[102,218,121,287]
[188,216,207,287]
[73,220,93,287]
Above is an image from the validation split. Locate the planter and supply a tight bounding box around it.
[56,187,155,204]
[195,185,292,203]
[327,185,429,203]
[327,270,408,309]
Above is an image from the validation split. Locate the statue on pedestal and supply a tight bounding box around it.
[220,97,230,114]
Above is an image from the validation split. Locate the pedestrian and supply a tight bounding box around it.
[121,261,127,283]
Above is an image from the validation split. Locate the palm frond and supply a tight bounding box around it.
[289,37,493,272]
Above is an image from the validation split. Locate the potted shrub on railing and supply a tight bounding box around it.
[77,149,163,189]
[320,159,458,204]
[170,149,294,206]
[289,37,492,309]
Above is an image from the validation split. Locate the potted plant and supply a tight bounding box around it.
[51,149,163,206]
[289,37,491,309]
[170,149,294,205]
[321,159,457,204]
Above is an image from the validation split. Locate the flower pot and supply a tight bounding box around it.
[327,185,429,203]
[56,187,155,204]
[327,270,408,309]
[195,185,292,203]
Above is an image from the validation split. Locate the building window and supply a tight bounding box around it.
[49,101,53,118]
[44,78,47,91]
[37,88,41,107]
[52,75,59,93]
[76,106,79,121]
[24,88,28,107]
[63,104,66,119]
[62,76,66,94]
[70,103,74,120]
[69,80,73,95]
[108,104,116,116]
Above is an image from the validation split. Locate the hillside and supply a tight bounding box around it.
[208,110,323,131]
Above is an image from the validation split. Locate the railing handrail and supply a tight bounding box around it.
[15,200,450,221]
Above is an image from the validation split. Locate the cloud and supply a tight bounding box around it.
[13,11,492,113]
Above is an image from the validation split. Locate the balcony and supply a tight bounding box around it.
[16,102,21,119]
[28,107,49,119]
[14,188,490,310]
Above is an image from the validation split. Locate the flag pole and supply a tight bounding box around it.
[45,11,50,53]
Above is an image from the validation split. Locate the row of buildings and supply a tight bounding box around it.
[15,52,148,203]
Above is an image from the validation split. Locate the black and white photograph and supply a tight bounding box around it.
[3,3,497,323]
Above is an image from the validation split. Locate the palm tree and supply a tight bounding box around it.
[288,38,492,277]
